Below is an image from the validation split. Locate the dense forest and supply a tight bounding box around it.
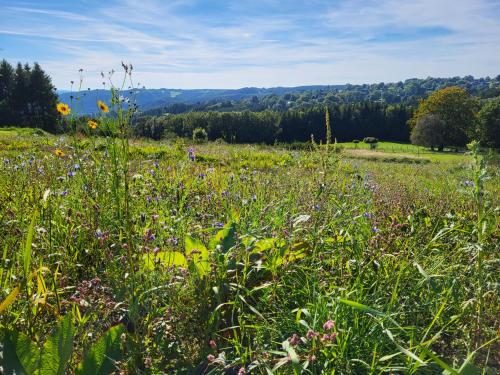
[0,60,59,132]
[134,103,412,143]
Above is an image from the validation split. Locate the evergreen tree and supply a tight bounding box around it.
[28,63,59,132]
[0,60,60,131]
[0,60,15,125]
[11,63,30,126]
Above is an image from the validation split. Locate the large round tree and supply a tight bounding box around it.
[409,87,477,151]
[476,97,500,148]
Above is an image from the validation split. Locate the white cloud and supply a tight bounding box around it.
[1,0,499,88]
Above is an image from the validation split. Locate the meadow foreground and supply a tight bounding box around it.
[0,129,498,374]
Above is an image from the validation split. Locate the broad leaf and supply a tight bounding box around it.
[185,235,209,276]
[142,251,187,270]
[209,222,236,252]
[40,314,75,375]
[76,325,125,375]
[1,330,40,375]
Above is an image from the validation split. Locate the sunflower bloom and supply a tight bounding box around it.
[88,120,98,129]
[54,149,65,157]
[56,103,71,116]
[97,100,109,113]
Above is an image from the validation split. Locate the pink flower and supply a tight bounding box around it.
[323,319,335,330]
[288,333,300,346]
[207,354,216,362]
[306,329,318,340]
[321,334,330,341]
[237,367,246,375]
[209,339,217,349]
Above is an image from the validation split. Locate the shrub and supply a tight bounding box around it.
[192,127,208,143]
[363,137,378,143]
[352,139,360,144]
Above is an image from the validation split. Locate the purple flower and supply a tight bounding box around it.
[188,148,195,161]
[215,222,224,228]
[95,229,103,238]
[60,190,69,197]
[363,212,372,219]
[67,171,76,177]
[149,169,156,176]
[74,163,80,170]
[462,180,474,187]
[153,161,159,168]
[372,226,380,233]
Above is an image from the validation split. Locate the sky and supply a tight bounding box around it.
[1,0,499,90]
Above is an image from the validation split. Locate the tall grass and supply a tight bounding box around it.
[0,68,498,374]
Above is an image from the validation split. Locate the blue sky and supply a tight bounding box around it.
[1,0,499,89]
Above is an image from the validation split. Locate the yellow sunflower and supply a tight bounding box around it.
[97,100,109,113]
[88,120,98,129]
[56,103,71,116]
[54,149,65,157]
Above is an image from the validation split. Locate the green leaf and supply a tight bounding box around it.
[76,325,125,375]
[23,211,37,277]
[40,314,75,375]
[142,251,187,270]
[1,330,41,375]
[185,235,209,276]
[339,298,386,317]
[209,222,236,252]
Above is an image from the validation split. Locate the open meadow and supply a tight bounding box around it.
[0,127,498,374]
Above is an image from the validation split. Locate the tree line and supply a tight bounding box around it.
[133,102,412,144]
[0,60,59,131]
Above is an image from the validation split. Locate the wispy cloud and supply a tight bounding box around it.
[0,0,498,89]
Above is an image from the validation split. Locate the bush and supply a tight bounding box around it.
[363,137,378,144]
[192,127,208,143]
[352,140,360,144]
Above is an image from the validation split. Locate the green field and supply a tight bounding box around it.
[0,128,498,374]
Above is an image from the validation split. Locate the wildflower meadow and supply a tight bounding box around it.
[0,66,498,374]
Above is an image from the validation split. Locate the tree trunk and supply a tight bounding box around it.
[438,144,444,152]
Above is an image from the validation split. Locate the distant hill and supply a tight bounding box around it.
[58,86,343,114]
[58,76,500,115]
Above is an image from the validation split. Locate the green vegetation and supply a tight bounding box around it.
[59,75,500,115]
[0,60,60,132]
[0,124,498,373]
[0,64,499,374]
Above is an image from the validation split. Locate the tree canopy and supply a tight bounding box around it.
[0,60,59,132]
[476,97,500,148]
[409,87,478,150]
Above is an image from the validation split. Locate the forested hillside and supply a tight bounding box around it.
[59,75,500,115]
